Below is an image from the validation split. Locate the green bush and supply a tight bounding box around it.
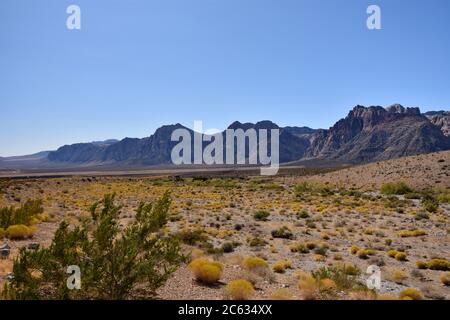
[2,192,185,300]
[271,226,294,239]
[380,182,412,195]
[0,199,43,229]
[253,210,270,221]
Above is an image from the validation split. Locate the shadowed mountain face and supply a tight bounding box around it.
[425,111,450,136]
[305,105,450,163]
[2,105,449,169]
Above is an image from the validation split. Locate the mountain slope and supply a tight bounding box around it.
[3,104,449,169]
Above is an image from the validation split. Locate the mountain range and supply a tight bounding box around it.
[1,104,449,170]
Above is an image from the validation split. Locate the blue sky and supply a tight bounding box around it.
[1,0,450,156]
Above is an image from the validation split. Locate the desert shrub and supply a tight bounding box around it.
[356,249,370,259]
[242,256,268,271]
[395,252,407,261]
[350,245,359,255]
[318,278,337,292]
[225,279,255,300]
[294,182,313,195]
[0,227,5,238]
[270,288,293,300]
[247,237,267,247]
[312,266,362,291]
[399,288,423,300]
[222,242,235,253]
[5,224,35,240]
[306,241,317,250]
[337,263,360,276]
[440,273,450,286]
[241,256,272,279]
[294,182,334,196]
[426,259,450,271]
[414,212,429,220]
[421,194,439,213]
[189,258,223,284]
[380,182,412,195]
[0,199,44,229]
[2,192,184,300]
[297,210,309,219]
[391,270,407,283]
[297,271,318,300]
[271,226,294,239]
[177,228,208,245]
[416,260,427,269]
[253,210,270,221]
[290,243,309,254]
[387,250,399,258]
[272,261,291,273]
[398,229,426,238]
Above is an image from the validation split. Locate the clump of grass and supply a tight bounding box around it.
[422,194,439,213]
[399,288,423,300]
[225,279,255,300]
[188,258,223,284]
[391,270,407,283]
[270,288,294,300]
[380,182,412,195]
[272,260,292,273]
[241,256,269,276]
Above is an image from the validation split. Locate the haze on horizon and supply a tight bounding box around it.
[1,0,450,157]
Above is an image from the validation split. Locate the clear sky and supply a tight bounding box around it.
[1,0,450,156]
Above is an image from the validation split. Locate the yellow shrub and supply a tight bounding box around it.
[399,288,423,300]
[416,260,427,269]
[356,249,369,259]
[387,250,398,258]
[6,225,35,240]
[298,271,318,300]
[350,245,359,255]
[319,278,337,292]
[398,229,426,238]
[272,260,291,273]
[241,256,268,272]
[441,272,450,286]
[0,228,5,238]
[270,288,293,300]
[391,270,407,283]
[225,279,255,300]
[395,252,407,261]
[188,258,223,284]
[427,259,450,271]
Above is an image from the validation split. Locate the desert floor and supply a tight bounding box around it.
[1,151,449,300]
